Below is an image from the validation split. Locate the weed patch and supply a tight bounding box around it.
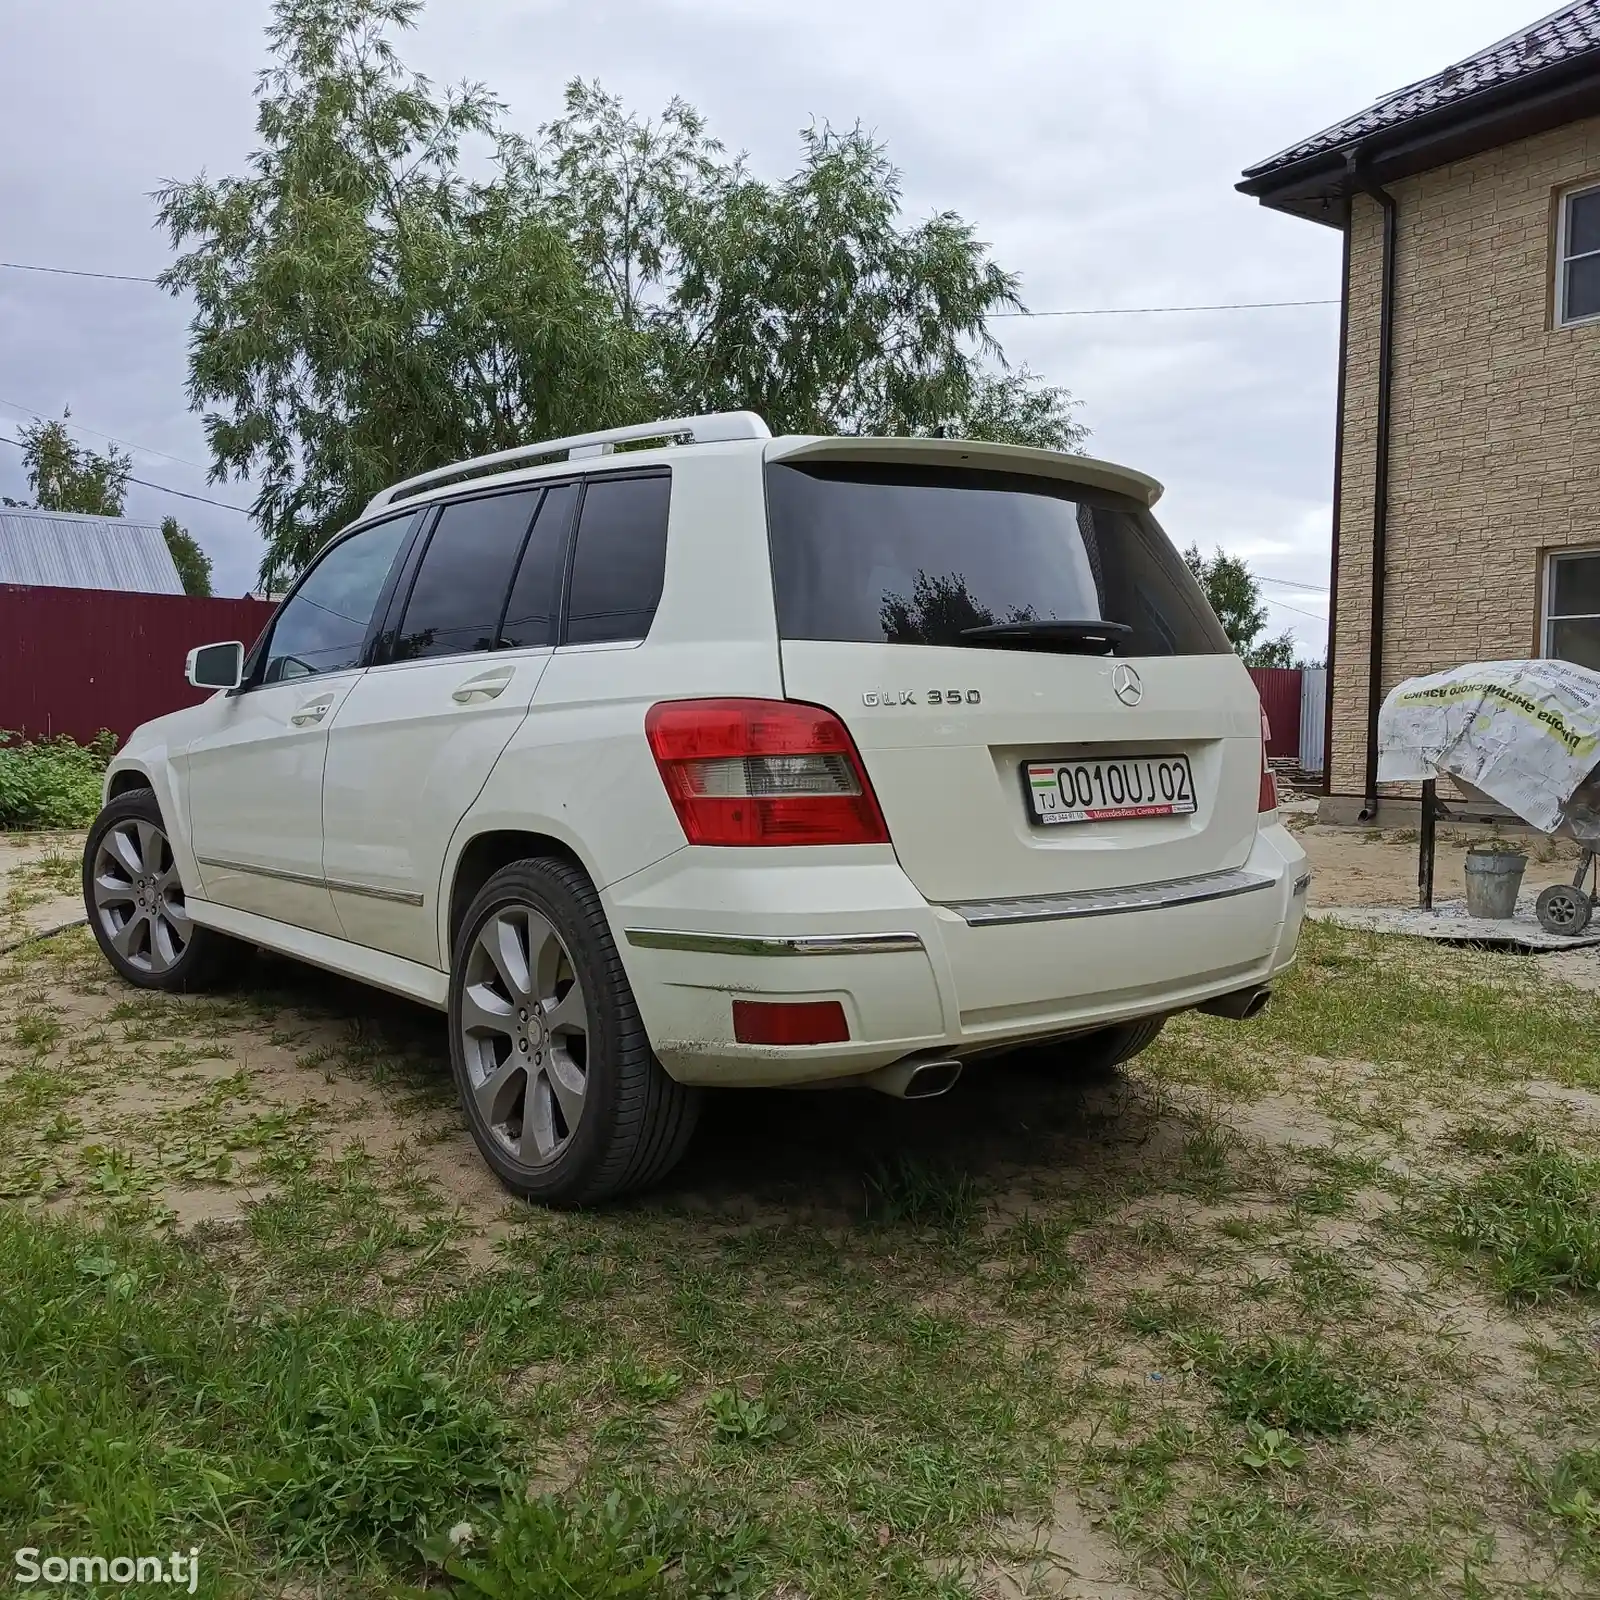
[1159,1491,1439,1598]
[1532,1447,1600,1575]
[1430,1146,1600,1305]
[0,732,114,830]
[424,1490,761,1599]
[1,1210,514,1587]
[1179,1332,1390,1435]
[1244,921,1600,1090]
[861,1154,981,1233]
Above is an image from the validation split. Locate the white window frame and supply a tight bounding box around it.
[1544,547,1600,660]
[1555,181,1600,328]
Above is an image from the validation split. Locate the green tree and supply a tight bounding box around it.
[157,0,643,590]
[159,0,1084,588]
[161,516,214,597]
[1248,631,1298,669]
[538,83,1084,447]
[15,413,130,516]
[1183,544,1297,665]
[12,412,217,596]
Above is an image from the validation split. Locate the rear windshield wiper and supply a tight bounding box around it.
[958,619,1133,654]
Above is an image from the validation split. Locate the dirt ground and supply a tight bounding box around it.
[1294,814,1585,910]
[1280,805,1600,991]
[5,824,1600,1596]
[1,819,1593,1260]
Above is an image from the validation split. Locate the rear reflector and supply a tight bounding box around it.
[732,999,850,1045]
[645,698,890,846]
[1259,708,1278,813]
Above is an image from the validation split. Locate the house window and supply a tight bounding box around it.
[1546,550,1600,670]
[1557,183,1600,326]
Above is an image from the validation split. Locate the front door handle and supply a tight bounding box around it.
[453,667,514,704]
[289,698,333,727]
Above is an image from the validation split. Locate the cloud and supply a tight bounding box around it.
[0,0,1542,634]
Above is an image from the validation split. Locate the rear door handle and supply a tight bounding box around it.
[289,697,333,727]
[453,666,514,704]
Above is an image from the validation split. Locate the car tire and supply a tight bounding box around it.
[1004,1015,1167,1076]
[82,787,243,992]
[448,856,701,1207]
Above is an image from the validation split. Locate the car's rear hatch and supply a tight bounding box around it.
[765,438,1264,905]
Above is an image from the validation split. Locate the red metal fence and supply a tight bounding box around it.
[1248,666,1303,760]
[3,584,1315,767]
[0,585,276,747]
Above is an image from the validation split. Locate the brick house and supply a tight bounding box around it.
[1237,2,1600,821]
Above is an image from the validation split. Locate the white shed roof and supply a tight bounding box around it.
[0,507,184,594]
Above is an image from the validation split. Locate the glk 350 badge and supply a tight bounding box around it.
[862,689,982,707]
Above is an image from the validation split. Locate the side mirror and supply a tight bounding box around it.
[186,640,244,691]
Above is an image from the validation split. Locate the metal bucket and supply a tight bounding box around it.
[1464,849,1527,920]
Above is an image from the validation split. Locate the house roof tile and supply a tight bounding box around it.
[1244,2,1600,179]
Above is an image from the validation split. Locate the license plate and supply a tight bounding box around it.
[1025,755,1196,826]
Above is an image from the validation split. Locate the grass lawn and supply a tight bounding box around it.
[2,900,1599,1598]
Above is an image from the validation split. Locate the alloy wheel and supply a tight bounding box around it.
[459,903,590,1168]
[91,819,191,974]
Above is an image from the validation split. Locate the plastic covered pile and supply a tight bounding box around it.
[1376,658,1600,837]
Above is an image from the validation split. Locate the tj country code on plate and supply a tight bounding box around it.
[1025,756,1197,826]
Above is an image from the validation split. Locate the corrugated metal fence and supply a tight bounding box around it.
[5,591,1333,777]
[1247,666,1303,761]
[1297,668,1327,775]
[0,585,276,746]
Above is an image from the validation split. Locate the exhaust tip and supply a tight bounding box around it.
[902,1059,963,1100]
[1197,986,1273,1022]
[861,1055,964,1099]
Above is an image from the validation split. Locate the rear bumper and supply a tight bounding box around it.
[604,825,1310,1087]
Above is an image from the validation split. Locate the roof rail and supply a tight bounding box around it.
[361,411,772,517]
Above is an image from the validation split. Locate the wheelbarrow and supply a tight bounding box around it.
[1535,844,1598,936]
[1380,659,1600,938]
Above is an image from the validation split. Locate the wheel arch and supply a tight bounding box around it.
[101,753,202,895]
[106,766,155,801]
[444,828,591,965]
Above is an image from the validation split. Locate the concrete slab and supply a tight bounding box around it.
[0,833,85,953]
[1309,892,1600,953]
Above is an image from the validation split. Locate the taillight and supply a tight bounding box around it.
[1259,707,1278,813]
[644,698,891,846]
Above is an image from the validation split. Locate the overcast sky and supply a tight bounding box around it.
[0,0,1549,652]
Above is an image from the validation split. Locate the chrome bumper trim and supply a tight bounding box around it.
[625,928,925,957]
[940,869,1277,928]
[1292,872,1312,897]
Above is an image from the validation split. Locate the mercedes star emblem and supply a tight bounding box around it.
[1111,663,1143,706]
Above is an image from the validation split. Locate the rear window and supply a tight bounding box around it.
[765,462,1229,656]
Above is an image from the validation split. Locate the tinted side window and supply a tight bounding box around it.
[565,474,671,645]
[500,484,579,650]
[392,490,540,661]
[262,513,414,683]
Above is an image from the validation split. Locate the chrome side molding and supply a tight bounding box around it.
[196,855,425,907]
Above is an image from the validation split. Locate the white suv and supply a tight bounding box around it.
[84,412,1309,1205]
